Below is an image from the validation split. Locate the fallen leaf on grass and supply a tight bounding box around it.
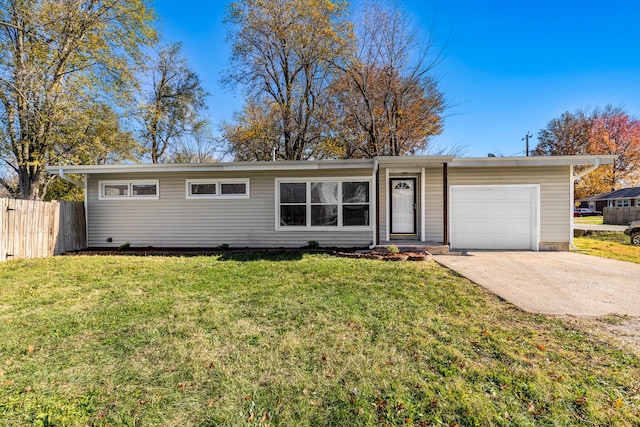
[614,398,623,408]
[537,344,546,351]
[259,412,270,423]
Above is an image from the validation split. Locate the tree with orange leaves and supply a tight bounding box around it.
[534,106,640,199]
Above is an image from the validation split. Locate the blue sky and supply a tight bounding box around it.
[151,0,640,158]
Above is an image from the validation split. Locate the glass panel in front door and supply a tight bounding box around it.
[391,179,415,234]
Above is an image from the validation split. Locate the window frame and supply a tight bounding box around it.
[275,177,372,231]
[185,178,250,200]
[616,199,630,207]
[99,180,159,200]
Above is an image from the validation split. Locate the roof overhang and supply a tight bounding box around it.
[46,155,617,177]
[46,159,375,175]
[376,155,455,168]
[449,155,617,167]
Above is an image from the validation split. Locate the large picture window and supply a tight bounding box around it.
[99,180,159,200]
[277,179,370,229]
[186,179,250,199]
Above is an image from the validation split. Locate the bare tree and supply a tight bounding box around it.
[167,125,219,163]
[328,0,446,157]
[223,0,352,160]
[137,43,209,163]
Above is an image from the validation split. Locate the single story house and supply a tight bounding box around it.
[579,187,640,211]
[47,155,614,252]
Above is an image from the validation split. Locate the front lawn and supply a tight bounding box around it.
[574,231,640,264]
[573,216,603,225]
[0,254,639,426]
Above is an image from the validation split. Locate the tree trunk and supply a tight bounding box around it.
[18,165,41,200]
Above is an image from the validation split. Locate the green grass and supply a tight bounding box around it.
[1,254,639,426]
[573,216,603,225]
[574,231,640,263]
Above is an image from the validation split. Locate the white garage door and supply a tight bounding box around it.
[450,185,539,250]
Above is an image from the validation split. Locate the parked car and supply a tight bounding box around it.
[573,208,602,217]
[624,220,640,245]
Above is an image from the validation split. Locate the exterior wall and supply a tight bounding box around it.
[424,167,444,242]
[378,165,445,243]
[86,169,374,248]
[447,166,572,250]
[85,163,573,250]
[378,168,425,242]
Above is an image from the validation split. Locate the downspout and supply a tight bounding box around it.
[83,175,89,249]
[572,157,601,182]
[57,168,84,188]
[369,158,379,249]
[570,157,601,249]
[442,162,449,246]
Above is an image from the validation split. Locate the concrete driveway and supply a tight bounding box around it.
[433,251,640,316]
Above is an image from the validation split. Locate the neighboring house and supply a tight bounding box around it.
[47,155,614,252]
[579,187,640,211]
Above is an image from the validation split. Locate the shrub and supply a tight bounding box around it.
[387,244,400,254]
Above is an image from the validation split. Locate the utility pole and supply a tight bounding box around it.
[522,132,533,156]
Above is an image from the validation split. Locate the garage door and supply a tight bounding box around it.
[450,185,539,250]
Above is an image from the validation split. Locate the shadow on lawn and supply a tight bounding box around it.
[216,250,305,262]
[68,247,366,261]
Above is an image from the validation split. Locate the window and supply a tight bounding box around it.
[277,179,370,229]
[99,180,159,200]
[186,179,249,199]
[311,182,338,226]
[616,199,630,207]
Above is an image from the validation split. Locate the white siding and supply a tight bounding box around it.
[424,167,444,242]
[447,166,571,248]
[86,169,373,248]
[378,165,445,243]
[378,171,387,240]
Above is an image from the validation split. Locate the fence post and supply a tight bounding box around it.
[0,198,6,262]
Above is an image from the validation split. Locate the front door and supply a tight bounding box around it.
[390,178,416,235]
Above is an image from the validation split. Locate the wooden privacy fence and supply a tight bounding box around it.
[0,198,86,262]
[603,207,640,225]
